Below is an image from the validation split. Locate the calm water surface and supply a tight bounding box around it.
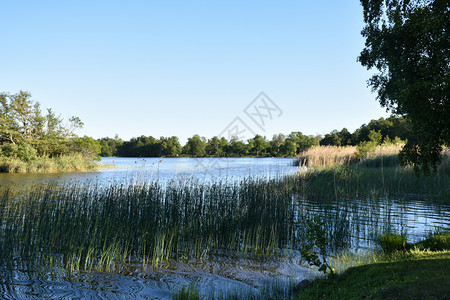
[1,157,448,299]
[0,157,298,186]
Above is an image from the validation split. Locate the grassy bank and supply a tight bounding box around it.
[296,251,450,299]
[0,153,99,173]
[296,232,450,299]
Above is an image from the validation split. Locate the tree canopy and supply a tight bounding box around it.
[0,91,99,161]
[359,0,449,174]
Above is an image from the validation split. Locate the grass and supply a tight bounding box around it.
[296,250,450,299]
[376,232,408,255]
[0,153,99,173]
[296,231,450,299]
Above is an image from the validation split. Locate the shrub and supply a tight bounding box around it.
[1,142,37,162]
[415,230,450,251]
[356,130,382,159]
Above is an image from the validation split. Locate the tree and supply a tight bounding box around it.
[228,137,247,156]
[251,135,268,157]
[161,136,182,156]
[280,139,297,157]
[320,130,342,146]
[270,133,285,156]
[183,134,206,157]
[71,136,101,160]
[206,136,221,156]
[359,0,449,174]
[0,91,86,158]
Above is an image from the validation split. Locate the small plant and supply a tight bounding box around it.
[172,285,201,300]
[300,215,334,275]
[376,231,408,255]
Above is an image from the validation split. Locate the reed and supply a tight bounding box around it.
[295,144,407,169]
[0,176,304,277]
[295,146,357,168]
[0,153,99,173]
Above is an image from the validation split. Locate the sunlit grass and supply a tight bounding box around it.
[0,153,99,173]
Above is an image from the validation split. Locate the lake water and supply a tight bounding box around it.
[0,157,299,187]
[1,157,449,299]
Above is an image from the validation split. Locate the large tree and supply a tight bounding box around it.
[0,90,89,158]
[359,0,449,174]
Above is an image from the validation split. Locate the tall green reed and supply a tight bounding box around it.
[0,176,303,276]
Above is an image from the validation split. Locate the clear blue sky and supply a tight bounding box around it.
[1,1,389,143]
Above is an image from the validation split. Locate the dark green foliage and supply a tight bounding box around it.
[99,135,123,157]
[205,136,228,156]
[183,134,206,157]
[415,230,450,251]
[356,129,383,158]
[0,142,37,162]
[161,136,183,156]
[70,136,101,160]
[116,135,182,157]
[104,132,322,158]
[359,0,450,174]
[300,216,334,275]
[321,116,413,147]
[97,116,416,159]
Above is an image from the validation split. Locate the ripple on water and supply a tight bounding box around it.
[1,255,311,299]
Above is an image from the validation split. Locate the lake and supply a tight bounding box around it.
[0,157,448,299]
[0,157,299,187]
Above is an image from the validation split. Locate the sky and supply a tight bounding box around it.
[0,1,390,143]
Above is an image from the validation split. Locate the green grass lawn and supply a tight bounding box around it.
[296,251,450,299]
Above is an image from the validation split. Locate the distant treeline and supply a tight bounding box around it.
[98,116,413,158]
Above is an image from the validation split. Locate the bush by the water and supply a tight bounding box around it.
[415,230,450,251]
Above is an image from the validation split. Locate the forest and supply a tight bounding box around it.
[98,116,413,158]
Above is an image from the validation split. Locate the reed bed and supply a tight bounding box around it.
[299,162,449,201]
[296,146,357,168]
[0,153,99,173]
[0,177,304,278]
[295,144,409,169]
